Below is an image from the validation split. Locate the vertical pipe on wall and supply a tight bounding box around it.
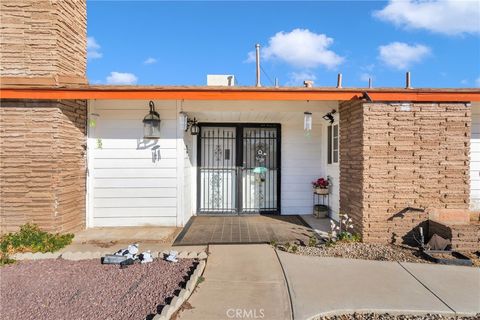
[176,100,186,227]
[255,44,261,87]
[336,73,342,88]
[406,72,412,89]
[86,100,95,228]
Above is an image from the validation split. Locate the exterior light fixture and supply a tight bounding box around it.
[322,109,336,124]
[304,111,312,132]
[190,120,200,135]
[143,101,161,139]
[179,111,200,135]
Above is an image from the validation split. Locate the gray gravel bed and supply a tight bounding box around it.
[314,313,479,320]
[0,258,195,320]
[291,242,429,263]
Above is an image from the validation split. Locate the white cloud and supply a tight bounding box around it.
[87,37,102,60]
[476,77,480,88]
[360,73,373,82]
[378,42,431,70]
[460,79,468,85]
[246,28,344,69]
[374,0,480,36]
[106,72,138,85]
[144,57,157,65]
[285,71,317,86]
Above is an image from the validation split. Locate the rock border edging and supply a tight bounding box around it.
[12,250,208,261]
[152,259,207,320]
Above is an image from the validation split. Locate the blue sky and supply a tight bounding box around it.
[86,1,480,88]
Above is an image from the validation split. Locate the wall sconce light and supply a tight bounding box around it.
[179,111,200,135]
[143,101,161,139]
[304,111,312,133]
[322,109,336,124]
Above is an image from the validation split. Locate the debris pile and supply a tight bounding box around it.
[101,244,177,267]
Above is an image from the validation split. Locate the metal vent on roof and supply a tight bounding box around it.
[207,75,235,86]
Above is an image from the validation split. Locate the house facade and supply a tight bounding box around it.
[1,0,479,246]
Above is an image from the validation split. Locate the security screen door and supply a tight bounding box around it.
[197,124,280,214]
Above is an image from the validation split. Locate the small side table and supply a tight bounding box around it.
[313,191,330,217]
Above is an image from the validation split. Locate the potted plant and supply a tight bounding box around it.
[312,177,329,195]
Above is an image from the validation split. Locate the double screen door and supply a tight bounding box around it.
[197,124,281,214]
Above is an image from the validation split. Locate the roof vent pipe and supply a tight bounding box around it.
[406,71,412,89]
[255,44,261,87]
[368,78,372,89]
[336,73,342,88]
[275,77,279,88]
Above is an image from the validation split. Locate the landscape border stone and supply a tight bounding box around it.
[153,259,207,320]
[158,250,208,260]
[11,252,62,260]
[12,250,208,261]
[308,309,466,320]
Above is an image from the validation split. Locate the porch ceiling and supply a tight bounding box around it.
[183,100,338,123]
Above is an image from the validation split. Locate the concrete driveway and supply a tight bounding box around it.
[277,251,480,319]
[175,245,479,320]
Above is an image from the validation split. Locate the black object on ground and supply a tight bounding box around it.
[101,254,128,265]
[119,258,135,269]
[422,250,473,266]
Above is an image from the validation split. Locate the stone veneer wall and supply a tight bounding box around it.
[0,0,87,85]
[0,99,87,234]
[339,99,365,236]
[339,100,471,244]
[429,220,480,252]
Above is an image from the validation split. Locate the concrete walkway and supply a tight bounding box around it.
[177,244,292,320]
[277,251,480,319]
[60,227,210,254]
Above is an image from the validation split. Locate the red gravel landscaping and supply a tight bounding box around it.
[0,258,195,320]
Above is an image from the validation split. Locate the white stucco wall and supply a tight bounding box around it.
[87,99,340,227]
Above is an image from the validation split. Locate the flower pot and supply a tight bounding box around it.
[314,204,329,218]
[314,187,329,195]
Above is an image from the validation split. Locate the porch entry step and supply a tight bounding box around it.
[173,215,314,246]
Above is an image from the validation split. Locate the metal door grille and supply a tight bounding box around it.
[198,127,237,214]
[242,127,278,213]
[197,123,281,215]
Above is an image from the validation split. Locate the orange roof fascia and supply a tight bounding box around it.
[0,88,361,100]
[1,88,480,102]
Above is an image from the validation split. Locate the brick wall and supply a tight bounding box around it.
[339,100,365,235]
[0,99,87,234]
[429,220,480,252]
[0,0,87,85]
[339,100,471,244]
